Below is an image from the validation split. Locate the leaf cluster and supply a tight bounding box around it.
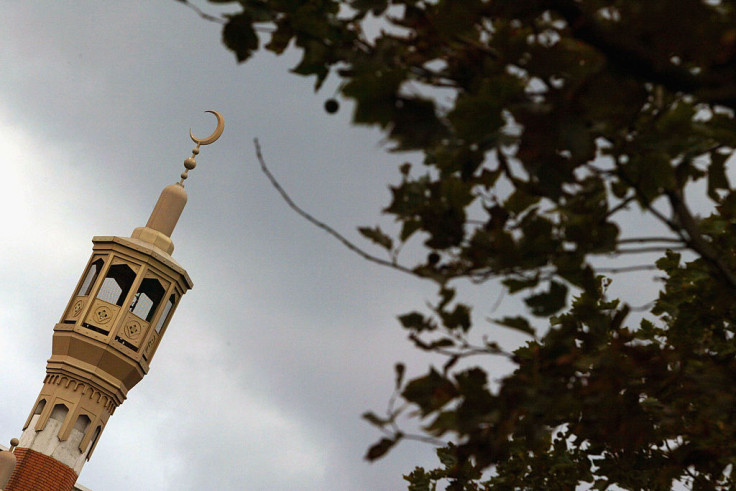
[203,0,736,488]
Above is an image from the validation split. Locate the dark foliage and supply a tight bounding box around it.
[200,0,736,488]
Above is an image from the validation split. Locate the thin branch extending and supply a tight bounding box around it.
[612,246,688,255]
[629,300,656,312]
[597,264,658,274]
[254,139,419,277]
[618,237,685,244]
[175,0,226,24]
[547,0,736,110]
[606,197,636,218]
[666,190,736,288]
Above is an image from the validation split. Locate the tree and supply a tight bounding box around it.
[185,0,736,488]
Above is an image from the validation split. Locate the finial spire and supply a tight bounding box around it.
[132,110,224,254]
[180,110,225,185]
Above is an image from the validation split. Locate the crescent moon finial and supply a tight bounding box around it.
[180,110,225,186]
[190,110,225,146]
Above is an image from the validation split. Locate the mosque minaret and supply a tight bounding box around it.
[0,111,224,491]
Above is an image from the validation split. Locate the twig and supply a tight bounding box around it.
[629,300,656,312]
[666,190,736,288]
[401,433,446,447]
[606,197,635,218]
[254,139,419,277]
[618,237,684,244]
[596,264,658,274]
[611,155,692,250]
[612,246,687,255]
[175,0,226,24]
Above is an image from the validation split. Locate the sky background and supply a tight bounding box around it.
[0,3,673,490]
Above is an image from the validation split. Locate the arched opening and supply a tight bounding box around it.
[129,277,166,322]
[49,404,69,422]
[33,399,46,416]
[97,264,136,306]
[73,414,91,433]
[154,294,177,334]
[86,425,102,460]
[77,259,104,297]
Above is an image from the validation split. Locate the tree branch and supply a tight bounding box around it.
[175,0,225,24]
[596,264,658,274]
[606,197,636,218]
[254,139,420,277]
[618,237,684,244]
[666,190,736,288]
[547,0,736,110]
[612,246,687,255]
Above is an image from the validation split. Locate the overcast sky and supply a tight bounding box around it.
[0,3,674,491]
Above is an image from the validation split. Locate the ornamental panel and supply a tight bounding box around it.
[82,299,121,335]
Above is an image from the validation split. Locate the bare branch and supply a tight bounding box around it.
[666,190,736,288]
[612,246,687,255]
[611,155,692,247]
[400,433,446,447]
[597,264,658,274]
[629,300,656,312]
[409,333,515,360]
[618,237,685,244]
[175,0,225,24]
[254,139,420,277]
[606,197,636,218]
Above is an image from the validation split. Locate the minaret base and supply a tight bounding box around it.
[5,448,77,491]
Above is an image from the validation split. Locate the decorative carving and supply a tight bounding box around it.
[124,320,141,339]
[143,333,158,360]
[93,306,112,324]
[72,299,84,317]
[44,373,118,414]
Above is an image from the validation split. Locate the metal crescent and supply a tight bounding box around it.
[190,110,225,146]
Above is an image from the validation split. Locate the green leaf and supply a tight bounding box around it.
[398,312,435,332]
[448,76,523,144]
[362,411,389,428]
[494,316,536,336]
[241,0,275,22]
[343,66,406,127]
[436,443,459,468]
[524,281,568,316]
[390,97,448,150]
[365,436,400,461]
[395,362,405,389]
[437,286,456,310]
[358,225,393,250]
[503,276,539,294]
[350,0,388,16]
[429,338,455,348]
[504,189,540,214]
[400,219,422,242]
[440,304,471,332]
[266,20,295,54]
[404,467,435,491]
[655,250,681,273]
[291,39,330,89]
[402,369,458,416]
[707,150,730,201]
[222,12,259,62]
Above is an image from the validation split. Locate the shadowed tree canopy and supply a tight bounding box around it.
[189,0,736,488]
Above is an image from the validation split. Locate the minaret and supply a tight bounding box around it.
[3,111,224,491]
